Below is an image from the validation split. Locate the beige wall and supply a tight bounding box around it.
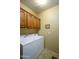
[20,2,39,35]
[38,5,59,53]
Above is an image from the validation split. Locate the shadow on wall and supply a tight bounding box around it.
[20,28,39,35]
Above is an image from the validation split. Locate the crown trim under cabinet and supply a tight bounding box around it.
[20,8,40,29]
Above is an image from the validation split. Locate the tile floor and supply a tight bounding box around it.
[38,49,59,59]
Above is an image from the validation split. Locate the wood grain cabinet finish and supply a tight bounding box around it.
[27,13,33,28]
[36,18,40,29]
[20,8,40,29]
[32,16,37,28]
[33,17,40,29]
[20,8,28,28]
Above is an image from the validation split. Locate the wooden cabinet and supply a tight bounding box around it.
[32,16,37,28]
[32,17,40,29]
[20,8,28,28]
[20,8,40,29]
[20,8,25,28]
[36,18,40,29]
[27,13,33,28]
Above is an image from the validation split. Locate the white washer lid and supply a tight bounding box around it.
[20,36,44,46]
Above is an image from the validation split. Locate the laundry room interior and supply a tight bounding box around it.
[20,0,59,59]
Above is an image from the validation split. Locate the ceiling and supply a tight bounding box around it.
[21,0,59,14]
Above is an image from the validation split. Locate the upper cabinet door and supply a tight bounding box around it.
[32,16,36,28]
[27,13,33,28]
[32,16,40,29]
[37,19,40,29]
[20,8,26,28]
[35,18,40,29]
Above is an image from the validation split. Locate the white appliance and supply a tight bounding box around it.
[20,34,44,59]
